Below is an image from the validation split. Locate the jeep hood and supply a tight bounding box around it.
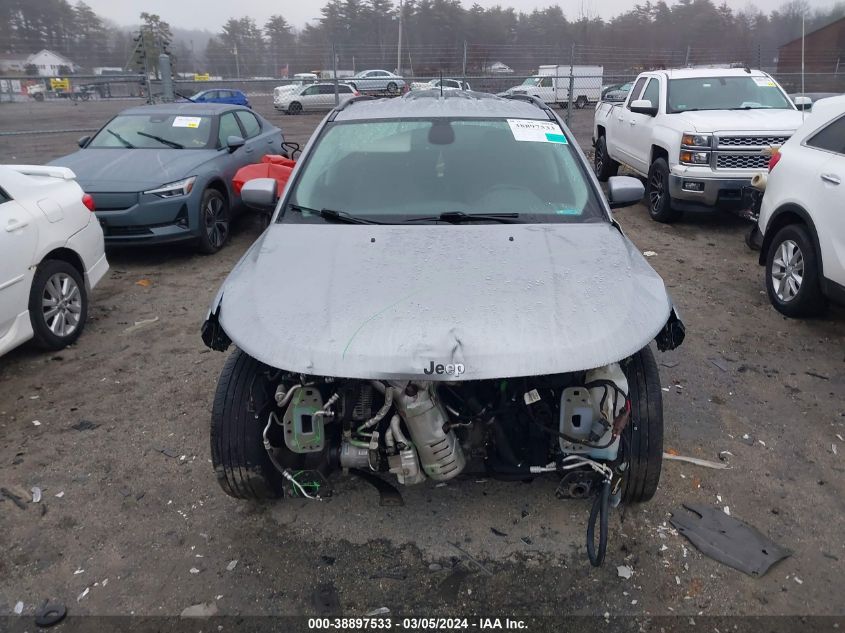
[678,109,804,134]
[212,222,673,380]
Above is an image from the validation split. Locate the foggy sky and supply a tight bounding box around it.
[83,0,838,32]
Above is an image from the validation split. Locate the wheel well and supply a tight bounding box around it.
[651,145,668,164]
[41,247,84,277]
[596,125,606,139]
[759,206,822,275]
[206,179,229,204]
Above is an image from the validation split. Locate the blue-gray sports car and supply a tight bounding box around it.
[50,103,285,253]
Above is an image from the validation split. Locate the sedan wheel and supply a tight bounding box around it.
[28,259,88,350]
[387,82,398,95]
[198,188,230,254]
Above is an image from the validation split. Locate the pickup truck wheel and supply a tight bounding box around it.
[620,346,663,503]
[575,95,588,109]
[28,260,88,350]
[211,349,289,499]
[594,136,618,181]
[647,158,682,223]
[764,224,827,317]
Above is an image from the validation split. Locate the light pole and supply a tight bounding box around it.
[396,0,404,75]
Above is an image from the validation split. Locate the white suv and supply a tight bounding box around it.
[0,165,108,356]
[758,95,845,317]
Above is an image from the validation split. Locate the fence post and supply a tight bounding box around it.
[332,42,339,106]
[566,43,575,127]
[462,40,467,83]
[159,54,173,101]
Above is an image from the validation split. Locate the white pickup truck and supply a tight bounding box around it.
[593,67,809,222]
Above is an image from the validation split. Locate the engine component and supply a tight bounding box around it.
[555,470,604,499]
[559,363,628,460]
[282,387,325,453]
[339,441,370,469]
[388,449,425,485]
[393,384,466,481]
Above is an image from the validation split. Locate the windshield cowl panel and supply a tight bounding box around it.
[281,117,605,226]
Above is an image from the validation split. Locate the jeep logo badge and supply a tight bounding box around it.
[423,361,465,377]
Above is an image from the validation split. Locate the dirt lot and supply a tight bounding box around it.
[1,97,843,629]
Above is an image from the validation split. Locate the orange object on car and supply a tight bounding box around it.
[232,154,296,196]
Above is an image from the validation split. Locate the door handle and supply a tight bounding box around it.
[821,173,841,185]
[5,219,28,232]
[245,147,254,154]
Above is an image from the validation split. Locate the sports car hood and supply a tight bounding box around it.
[49,149,219,192]
[213,222,673,380]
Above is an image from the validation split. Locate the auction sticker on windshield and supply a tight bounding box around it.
[752,77,777,87]
[172,116,202,128]
[507,119,568,144]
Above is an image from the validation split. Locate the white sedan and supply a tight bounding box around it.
[409,78,471,92]
[0,165,108,356]
[758,95,845,317]
[276,83,358,114]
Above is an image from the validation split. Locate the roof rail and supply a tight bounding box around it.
[502,94,555,119]
[327,95,377,121]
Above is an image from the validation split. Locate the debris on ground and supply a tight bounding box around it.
[76,588,89,602]
[158,447,178,459]
[226,560,238,571]
[32,420,41,426]
[189,567,200,574]
[490,527,508,537]
[31,487,42,503]
[718,451,733,461]
[805,371,829,380]
[617,565,633,579]
[35,602,67,628]
[663,453,729,469]
[832,444,838,456]
[366,607,390,616]
[14,601,23,615]
[71,420,99,432]
[643,250,657,257]
[180,602,218,617]
[449,542,493,576]
[54,491,64,498]
[660,360,680,368]
[123,317,159,334]
[670,503,791,577]
[709,358,729,372]
[135,279,152,288]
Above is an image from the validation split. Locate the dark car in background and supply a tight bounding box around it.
[190,89,251,108]
[601,81,633,102]
[50,103,284,254]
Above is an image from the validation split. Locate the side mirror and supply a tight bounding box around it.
[241,178,279,211]
[630,99,658,116]
[78,135,91,148]
[793,96,812,110]
[226,135,245,153]
[607,176,644,209]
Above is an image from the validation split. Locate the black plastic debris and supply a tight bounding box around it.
[71,420,99,432]
[670,504,791,577]
[35,601,67,628]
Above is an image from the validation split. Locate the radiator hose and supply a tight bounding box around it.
[586,479,610,566]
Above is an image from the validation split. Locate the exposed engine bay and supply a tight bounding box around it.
[259,362,635,565]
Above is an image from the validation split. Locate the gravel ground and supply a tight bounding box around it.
[0,96,843,627]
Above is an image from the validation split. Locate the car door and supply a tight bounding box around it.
[626,77,660,174]
[219,90,236,104]
[803,113,845,285]
[198,91,216,103]
[235,109,269,159]
[613,76,648,166]
[215,111,247,198]
[298,85,321,110]
[0,186,38,339]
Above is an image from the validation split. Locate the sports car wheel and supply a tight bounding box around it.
[197,188,229,254]
[28,259,87,350]
[620,346,663,503]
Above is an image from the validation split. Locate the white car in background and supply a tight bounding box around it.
[758,95,845,317]
[275,83,359,114]
[0,165,108,356]
[273,73,320,110]
[409,78,471,92]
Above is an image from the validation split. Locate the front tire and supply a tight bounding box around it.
[197,188,230,254]
[288,101,302,115]
[211,349,287,499]
[620,346,663,504]
[594,136,618,181]
[647,158,682,223]
[765,224,827,317]
[386,82,398,95]
[575,95,588,109]
[28,260,87,350]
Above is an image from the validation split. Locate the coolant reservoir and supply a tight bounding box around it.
[559,363,628,460]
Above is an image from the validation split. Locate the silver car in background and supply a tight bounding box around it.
[347,70,406,95]
[275,83,359,114]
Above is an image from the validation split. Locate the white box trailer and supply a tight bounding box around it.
[505,65,603,108]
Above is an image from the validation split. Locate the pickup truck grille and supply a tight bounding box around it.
[716,154,770,169]
[717,135,790,148]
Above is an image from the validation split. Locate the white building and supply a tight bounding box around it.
[24,50,78,76]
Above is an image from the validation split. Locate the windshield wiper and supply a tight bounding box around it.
[105,128,134,148]
[288,204,385,225]
[403,211,521,224]
[136,131,184,149]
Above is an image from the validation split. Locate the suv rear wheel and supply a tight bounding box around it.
[647,158,682,223]
[765,224,827,317]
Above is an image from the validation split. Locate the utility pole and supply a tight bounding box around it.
[462,40,467,81]
[332,42,339,106]
[233,42,240,79]
[685,45,691,67]
[396,0,404,75]
[566,43,575,126]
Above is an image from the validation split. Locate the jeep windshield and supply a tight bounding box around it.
[282,118,605,224]
[667,76,793,113]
